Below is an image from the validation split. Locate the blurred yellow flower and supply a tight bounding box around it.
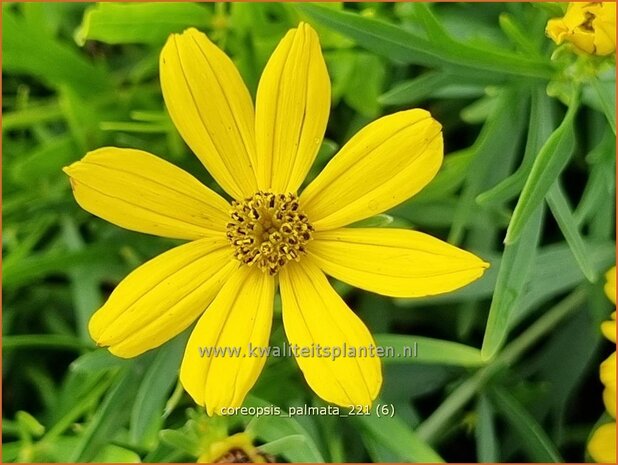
[197,432,269,463]
[64,23,488,415]
[588,267,617,463]
[546,2,616,56]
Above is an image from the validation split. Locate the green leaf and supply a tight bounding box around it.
[379,71,450,106]
[3,243,117,289]
[505,98,579,244]
[375,334,485,367]
[356,414,444,462]
[41,437,141,463]
[475,395,499,462]
[590,76,616,135]
[159,429,201,457]
[449,88,528,244]
[3,334,89,351]
[70,349,129,373]
[296,4,553,79]
[2,103,63,131]
[488,386,563,462]
[513,241,614,325]
[244,397,324,463]
[481,206,544,360]
[130,335,185,448]
[477,86,555,207]
[546,182,596,281]
[342,52,386,117]
[69,368,140,461]
[76,2,212,45]
[3,8,109,96]
[258,434,323,461]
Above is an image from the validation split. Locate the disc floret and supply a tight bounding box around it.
[226,192,314,275]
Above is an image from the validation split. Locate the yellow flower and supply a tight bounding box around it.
[64,23,488,415]
[197,432,269,463]
[588,266,616,463]
[546,2,616,56]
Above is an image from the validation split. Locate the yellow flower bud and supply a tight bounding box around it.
[546,2,616,56]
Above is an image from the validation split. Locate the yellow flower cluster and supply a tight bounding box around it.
[546,2,616,56]
[588,267,616,463]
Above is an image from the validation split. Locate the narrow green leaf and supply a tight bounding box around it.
[476,395,499,462]
[590,76,616,134]
[482,205,544,359]
[159,429,201,456]
[513,241,615,325]
[2,103,63,131]
[375,334,485,367]
[259,435,322,459]
[379,71,450,105]
[498,13,541,56]
[546,182,596,281]
[76,2,212,45]
[296,4,553,79]
[449,88,528,245]
[130,336,185,447]
[574,135,615,226]
[505,97,579,244]
[70,349,129,373]
[3,335,89,351]
[3,9,109,96]
[69,368,140,461]
[489,386,563,462]
[477,86,555,207]
[356,414,444,462]
[3,243,117,288]
[244,397,324,463]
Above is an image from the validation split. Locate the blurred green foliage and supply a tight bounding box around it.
[2,2,615,463]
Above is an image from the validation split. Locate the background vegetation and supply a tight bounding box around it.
[3,2,616,463]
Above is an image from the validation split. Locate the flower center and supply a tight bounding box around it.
[226,191,314,275]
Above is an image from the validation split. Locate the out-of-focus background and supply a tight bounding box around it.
[2,2,616,463]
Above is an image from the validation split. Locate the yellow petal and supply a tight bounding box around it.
[309,228,489,298]
[160,28,258,199]
[546,2,616,56]
[600,351,616,417]
[593,3,616,56]
[89,237,236,358]
[605,267,616,305]
[64,148,231,240]
[604,386,616,420]
[602,313,616,343]
[600,352,616,393]
[180,267,274,415]
[279,258,382,407]
[255,22,330,193]
[588,422,616,463]
[300,109,442,230]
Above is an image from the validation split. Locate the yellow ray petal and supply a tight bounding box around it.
[279,258,382,407]
[309,228,489,298]
[160,28,258,199]
[63,147,231,240]
[89,237,236,358]
[588,422,616,463]
[605,266,616,305]
[300,109,443,230]
[602,312,616,343]
[180,267,274,415]
[600,352,616,418]
[255,22,330,193]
